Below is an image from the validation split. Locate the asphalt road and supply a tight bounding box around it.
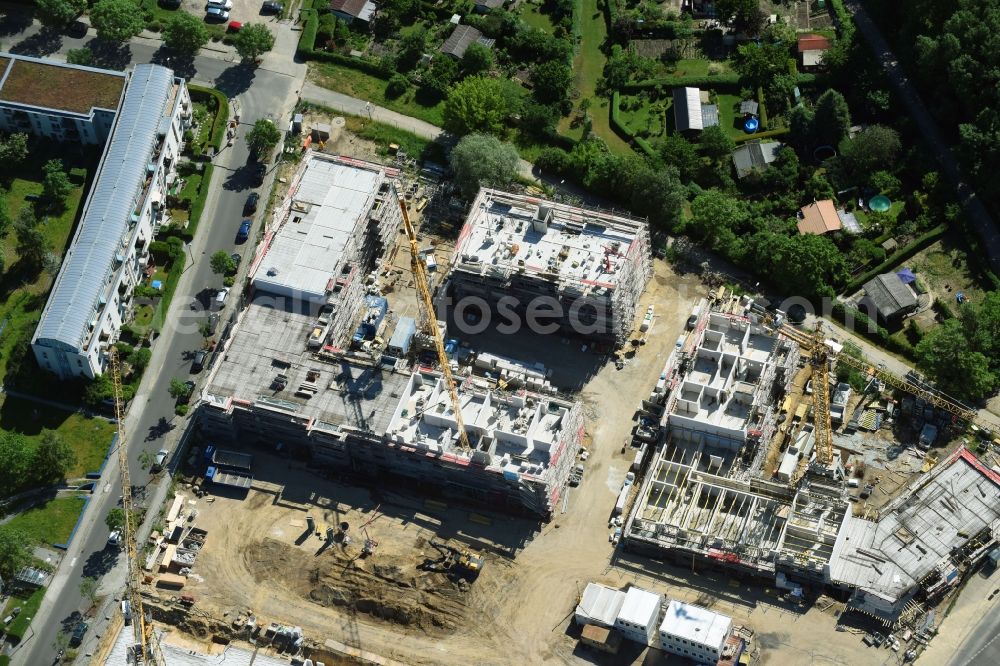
[945,604,1000,666]
[2,29,301,666]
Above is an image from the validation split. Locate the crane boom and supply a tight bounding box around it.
[109,349,161,665]
[398,198,471,450]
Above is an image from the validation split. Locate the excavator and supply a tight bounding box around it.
[420,539,484,581]
[398,197,471,450]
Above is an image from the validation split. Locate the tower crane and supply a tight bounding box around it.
[769,321,999,480]
[109,348,164,665]
[398,198,471,450]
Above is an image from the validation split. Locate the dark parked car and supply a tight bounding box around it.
[261,1,283,13]
[236,219,252,243]
[159,0,182,6]
[231,252,242,267]
[243,192,259,215]
[251,162,266,186]
[191,350,207,373]
[70,621,88,647]
[65,20,88,38]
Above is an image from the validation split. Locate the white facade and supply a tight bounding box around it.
[613,587,661,646]
[659,599,732,664]
[32,63,190,379]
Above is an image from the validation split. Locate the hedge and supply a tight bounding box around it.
[756,86,769,129]
[733,128,789,144]
[842,224,948,295]
[610,91,658,158]
[829,0,856,40]
[306,48,392,78]
[625,73,816,92]
[188,85,230,151]
[186,164,215,238]
[298,9,318,56]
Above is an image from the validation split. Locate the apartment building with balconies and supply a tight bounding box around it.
[31,62,190,379]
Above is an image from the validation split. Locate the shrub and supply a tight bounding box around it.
[386,73,409,99]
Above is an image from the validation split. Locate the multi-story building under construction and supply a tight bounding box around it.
[446,188,652,346]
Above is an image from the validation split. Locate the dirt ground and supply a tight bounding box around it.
[152,136,887,664]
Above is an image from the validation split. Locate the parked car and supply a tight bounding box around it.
[191,350,207,373]
[214,288,230,310]
[159,0,182,7]
[261,1,283,13]
[236,219,252,243]
[69,621,88,647]
[65,20,88,38]
[107,529,122,547]
[205,6,230,21]
[243,192,259,215]
[251,162,266,186]
[228,20,243,32]
[2,607,21,626]
[230,252,242,268]
[152,448,169,472]
[207,0,233,9]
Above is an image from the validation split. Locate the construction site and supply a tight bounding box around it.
[96,116,1000,666]
[447,188,652,347]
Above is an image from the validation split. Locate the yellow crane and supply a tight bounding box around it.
[398,198,471,450]
[109,348,163,665]
[772,322,999,479]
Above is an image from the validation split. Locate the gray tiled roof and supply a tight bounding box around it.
[34,64,174,351]
[862,273,918,320]
[439,25,493,58]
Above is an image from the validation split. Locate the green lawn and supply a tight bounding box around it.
[558,0,631,154]
[520,3,557,34]
[716,93,746,140]
[4,495,87,547]
[134,303,155,330]
[0,396,115,477]
[659,58,733,78]
[342,115,446,162]
[0,587,46,640]
[308,62,446,127]
[0,168,87,384]
[618,95,669,139]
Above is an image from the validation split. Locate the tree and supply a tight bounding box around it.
[41,159,73,210]
[126,347,151,372]
[79,576,99,609]
[234,24,276,63]
[0,194,11,240]
[36,0,86,28]
[449,134,520,199]
[628,167,686,232]
[747,232,848,298]
[0,133,29,174]
[443,76,518,136]
[169,378,192,400]
[761,147,800,191]
[839,125,901,182]
[247,119,281,159]
[461,42,494,77]
[788,104,816,151]
[90,0,145,44]
[733,42,787,90]
[915,319,997,400]
[106,507,129,532]
[658,135,700,183]
[0,527,30,578]
[15,210,47,273]
[0,432,33,493]
[210,250,235,275]
[385,73,409,99]
[690,190,747,250]
[421,54,458,99]
[138,450,155,471]
[700,125,736,162]
[162,12,209,55]
[962,290,1000,377]
[66,47,95,66]
[715,0,766,36]
[814,90,851,147]
[397,27,426,71]
[34,430,77,482]
[599,45,656,94]
[530,60,572,106]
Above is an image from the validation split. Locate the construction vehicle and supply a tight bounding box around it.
[398,198,471,450]
[421,539,484,581]
[109,349,164,665]
[767,320,999,482]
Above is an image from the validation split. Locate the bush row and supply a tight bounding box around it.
[733,128,789,144]
[188,86,230,151]
[298,8,391,79]
[842,224,947,294]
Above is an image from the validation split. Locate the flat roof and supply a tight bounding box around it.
[34,64,175,351]
[660,599,731,648]
[204,295,407,431]
[617,587,661,627]
[252,156,385,301]
[674,87,703,131]
[0,52,125,115]
[576,583,627,627]
[829,450,1000,605]
[451,188,648,291]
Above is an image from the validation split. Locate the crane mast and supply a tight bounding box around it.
[109,349,162,665]
[398,198,471,450]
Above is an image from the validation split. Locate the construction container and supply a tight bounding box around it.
[387,317,416,357]
[156,573,187,589]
